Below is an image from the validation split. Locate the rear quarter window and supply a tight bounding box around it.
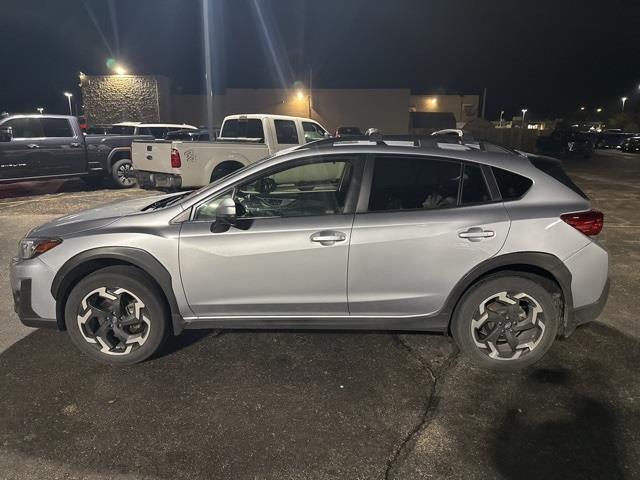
[528,156,588,199]
[492,167,533,200]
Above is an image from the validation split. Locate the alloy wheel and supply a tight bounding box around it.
[77,287,151,356]
[117,163,135,186]
[470,291,546,361]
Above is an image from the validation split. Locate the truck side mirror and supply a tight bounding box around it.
[0,126,13,142]
[215,197,237,225]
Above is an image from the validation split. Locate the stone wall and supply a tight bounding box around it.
[80,75,171,125]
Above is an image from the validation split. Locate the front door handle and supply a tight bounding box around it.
[27,143,39,149]
[459,227,495,242]
[69,142,81,148]
[310,230,347,246]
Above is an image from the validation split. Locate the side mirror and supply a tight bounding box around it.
[215,197,237,224]
[0,126,13,142]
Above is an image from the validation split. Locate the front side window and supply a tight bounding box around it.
[40,118,73,137]
[3,118,44,138]
[194,156,356,221]
[274,119,299,144]
[220,119,264,141]
[368,155,461,211]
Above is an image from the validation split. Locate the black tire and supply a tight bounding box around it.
[110,158,136,189]
[451,274,559,372]
[210,162,242,183]
[65,266,169,365]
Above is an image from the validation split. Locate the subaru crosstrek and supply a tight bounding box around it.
[10,137,609,371]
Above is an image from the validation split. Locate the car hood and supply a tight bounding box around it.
[28,192,179,238]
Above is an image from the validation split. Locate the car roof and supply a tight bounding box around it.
[224,114,318,123]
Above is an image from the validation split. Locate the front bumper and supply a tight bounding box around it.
[135,170,182,190]
[10,256,59,329]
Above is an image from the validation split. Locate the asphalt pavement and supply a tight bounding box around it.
[0,152,638,480]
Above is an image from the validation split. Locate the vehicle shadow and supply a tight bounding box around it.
[0,328,445,479]
[0,178,106,200]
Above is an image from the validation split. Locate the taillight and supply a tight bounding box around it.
[170,148,181,168]
[561,210,603,236]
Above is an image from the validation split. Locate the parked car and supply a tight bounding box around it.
[595,132,633,149]
[0,114,152,187]
[535,130,593,158]
[334,126,362,137]
[621,136,640,153]
[85,124,114,135]
[110,122,198,139]
[132,114,330,190]
[11,134,608,371]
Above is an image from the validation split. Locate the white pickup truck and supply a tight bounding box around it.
[132,114,330,189]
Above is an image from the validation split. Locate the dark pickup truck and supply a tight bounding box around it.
[0,114,151,188]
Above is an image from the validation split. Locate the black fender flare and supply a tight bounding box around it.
[438,251,573,332]
[107,147,132,167]
[51,247,184,334]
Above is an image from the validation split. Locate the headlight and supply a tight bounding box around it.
[19,238,62,260]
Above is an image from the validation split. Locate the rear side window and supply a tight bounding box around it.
[274,119,299,144]
[492,167,533,200]
[220,119,265,142]
[461,164,491,205]
[41,118,73,137]
[368,155,461,211]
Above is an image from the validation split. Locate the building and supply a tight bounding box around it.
[80,74,480,134]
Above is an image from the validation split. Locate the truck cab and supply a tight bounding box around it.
[132,114,330,190]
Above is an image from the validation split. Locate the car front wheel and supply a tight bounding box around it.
[451,274,559,371]
[65,266,168,365]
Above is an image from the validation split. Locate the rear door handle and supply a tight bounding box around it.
[459,227,495,241]
[310,230,347,246]
[27,143,39,149]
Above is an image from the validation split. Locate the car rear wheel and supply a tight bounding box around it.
[451,274,559,371]
[65,266,168,365]
[111,158,136,188]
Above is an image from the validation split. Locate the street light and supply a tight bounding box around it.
[580,106,586,111]
[63,92,73,115]
[521,108,528,128]
[36,107,44,114]
[114,64,127,75]
[596,108,603,113]
[621,97,628,112]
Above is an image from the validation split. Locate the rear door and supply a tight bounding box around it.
[38,117,85,175]
[347,154,510,318]
[272,119,301,151]
[0,117,45,179]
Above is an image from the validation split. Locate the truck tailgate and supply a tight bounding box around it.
[132,140,175,175]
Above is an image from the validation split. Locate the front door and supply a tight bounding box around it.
[348,154,510,318]
[179,154,363,318]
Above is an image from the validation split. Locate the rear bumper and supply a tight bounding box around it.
[135,170,182,190]
[564,277,610,337]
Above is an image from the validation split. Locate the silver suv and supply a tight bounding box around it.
[10,137,609,370]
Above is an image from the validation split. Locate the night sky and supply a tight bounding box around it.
[1,0,639,120]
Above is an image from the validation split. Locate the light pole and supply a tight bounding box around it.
[521,109,528,128]
[621,97,628,113]
[499,110,504,127]
[64,92,73,115]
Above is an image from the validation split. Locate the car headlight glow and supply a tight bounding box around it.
[19,238,62,260]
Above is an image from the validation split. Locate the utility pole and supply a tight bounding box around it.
[202,0,215,135]
[481,87,487,120]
